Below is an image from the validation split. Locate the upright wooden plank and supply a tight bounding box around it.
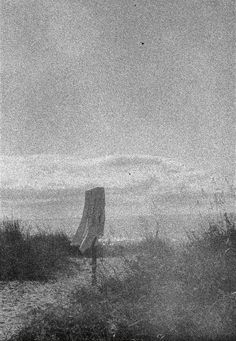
[71,187,105,285]
[71,187,105,253]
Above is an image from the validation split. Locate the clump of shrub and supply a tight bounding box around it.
[8,301,163,341]
[8,305,110,341]
[147,213,236,340]
[0,219,74,281]
[182,213,236,296]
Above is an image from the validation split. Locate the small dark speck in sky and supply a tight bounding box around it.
[141,42,144,45]
[129,172,131,175]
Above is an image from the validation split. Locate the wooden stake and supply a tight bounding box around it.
[91,237,97,286]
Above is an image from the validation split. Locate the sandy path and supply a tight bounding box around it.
[0,257,126,341]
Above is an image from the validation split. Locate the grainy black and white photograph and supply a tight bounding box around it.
[0,0,235,340]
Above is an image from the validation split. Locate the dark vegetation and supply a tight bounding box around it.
[2,214,236,340]
[0,219,76,281]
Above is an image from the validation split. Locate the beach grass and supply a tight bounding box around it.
[0,219,76,281]
[6,213,236,341]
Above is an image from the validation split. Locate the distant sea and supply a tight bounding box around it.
[4,212,229,244]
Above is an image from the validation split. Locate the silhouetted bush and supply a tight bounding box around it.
[0,219,73,281]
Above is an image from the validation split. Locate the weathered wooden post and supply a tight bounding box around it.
[71,187,105,286]
[91,237,98,286]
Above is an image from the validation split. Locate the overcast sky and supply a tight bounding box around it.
[1,0,235,219]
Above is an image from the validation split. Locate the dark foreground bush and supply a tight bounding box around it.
[8,303,165,341]
[0,219,73,281]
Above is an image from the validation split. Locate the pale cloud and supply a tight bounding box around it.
[1,154,208,193]
[1,154,234,218]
